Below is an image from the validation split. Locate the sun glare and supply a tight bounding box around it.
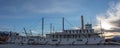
[101,22,112,30]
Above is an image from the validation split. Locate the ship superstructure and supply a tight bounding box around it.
[45,16,104,45]
[46,24,104,45]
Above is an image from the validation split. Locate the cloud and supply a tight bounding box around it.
[0,0,80,19]
[21,0,78,14]
[94,2,120,32]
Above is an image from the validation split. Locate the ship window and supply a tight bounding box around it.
[28,39,34,41]
[72,35,74,38]
[64,30,67,32]
[87,30,88,33]
[76,30,78,34]
[73,30,75,33]
[66,31,68,33]
[70,30,72,34]
[73,35,75,38]
[64,35,66,38]
[88,34,90,38]
[16,33,19,36]
[72,30,74,34]
[77,30,78,34]
[75,35,77,38]
[90,30,92,32]
[79,30,81,33]
[77,39,82,41]
[52,39,57,41]
[76,31,78,33]
[44,38,45,41]
[83,30,84,32]
[56,35,58,38]
[53,35,54,38]
[71,30,73,34]
[67,35,70,38]
[73,30,75,34]
[69,30,71,34]
[75,30,76,34]
[98,36,100,38]
[64,35,65,38]
[60,35,61,38]
[40,39,41,41]
[79,35,80,38]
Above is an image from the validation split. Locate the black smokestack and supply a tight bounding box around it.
[81,15,84,30]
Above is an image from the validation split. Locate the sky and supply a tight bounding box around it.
[0,0,120,36]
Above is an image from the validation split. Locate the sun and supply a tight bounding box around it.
[101,21,112,30]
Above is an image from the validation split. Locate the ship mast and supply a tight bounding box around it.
[62,17,64,32]
[50,23,52,34]
[53,25,55,33]
[42,17,44,37]
[100,21,104,38]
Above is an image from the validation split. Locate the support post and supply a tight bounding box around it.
[62,17,64,32]
[42,17,44,37]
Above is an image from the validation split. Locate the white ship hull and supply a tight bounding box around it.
[6,16,105,45]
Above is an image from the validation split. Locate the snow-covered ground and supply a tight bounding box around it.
[0,44,120,48]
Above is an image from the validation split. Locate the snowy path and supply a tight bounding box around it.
[0,44,120,48]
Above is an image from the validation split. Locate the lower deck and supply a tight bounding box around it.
[7,37,105,45]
